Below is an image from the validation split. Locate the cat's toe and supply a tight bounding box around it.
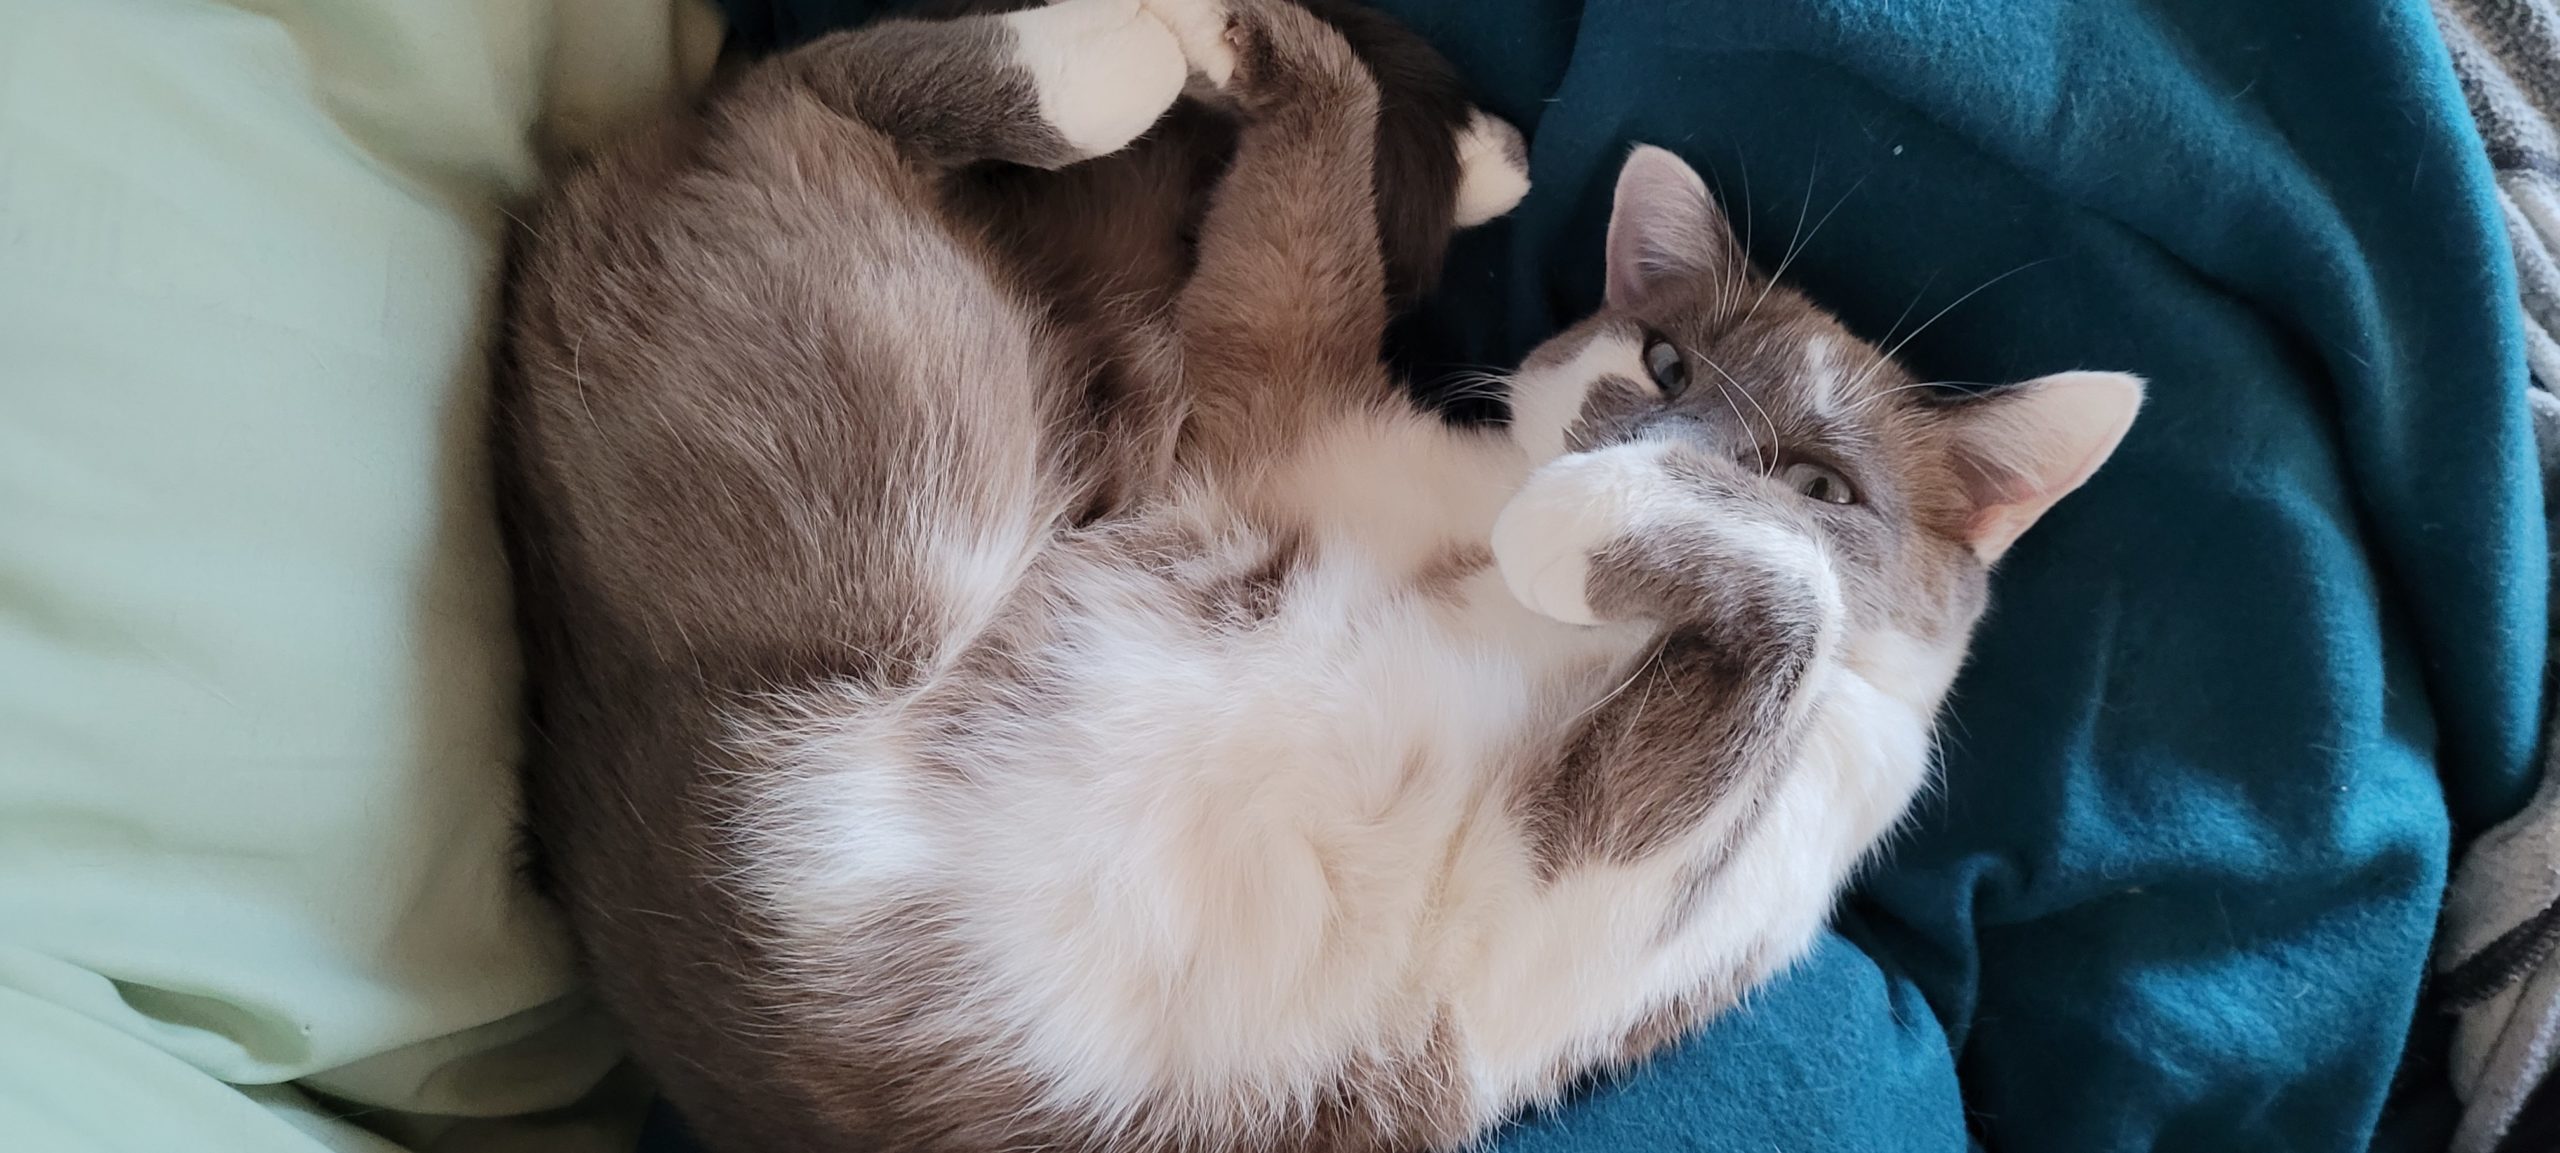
[1141,0,1236,90]
[1453,108,1531,227]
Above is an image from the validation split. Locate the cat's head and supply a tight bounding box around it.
[1506,145,2142,684]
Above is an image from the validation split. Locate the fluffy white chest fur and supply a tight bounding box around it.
[739,404,1947,1131]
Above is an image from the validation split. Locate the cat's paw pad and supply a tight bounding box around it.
[1141,0,1235,90]
[1006,0,1188,158]
[1453,108,1531,227]
[1491,446,1661,626]
[1211,0,1366,111]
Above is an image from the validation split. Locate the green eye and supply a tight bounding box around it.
[1782,461,1856,505]
[1643,336,1688,398]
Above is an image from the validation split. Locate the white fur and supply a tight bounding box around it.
[1455,667,1927,1106]
[1802,334,1843,417]
[1265,408,1528,575]
[749,489,1622,1129]
[1452,109,1532,228]
[1007,0,1190,158]
[1506,327,1650,465]
[1488,443,1650,625]
[1485,463,1593,625]
[1141,0,1237,89]
[733,372,1948,1140]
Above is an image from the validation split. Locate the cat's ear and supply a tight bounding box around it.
[1940,371,2145,563]
[1605,145,1740,309]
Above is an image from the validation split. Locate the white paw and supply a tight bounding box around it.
[1452,108,1530,227]
[1142,0,1236,90]
[1491,444,1665,626]
[1007,0,1189,157]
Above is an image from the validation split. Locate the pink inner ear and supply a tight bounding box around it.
[1951,372,2145,563]
[1951,452,2045,560]
[1604,145,1728,309]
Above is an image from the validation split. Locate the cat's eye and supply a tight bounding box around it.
[1782,461,1857,505]
[1642,336,1688,398]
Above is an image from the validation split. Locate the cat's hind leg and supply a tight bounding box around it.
[1167,0,1397,465]
[1163,1,1532,461]
[1291,0,1527,304]
[777,0,1214,168]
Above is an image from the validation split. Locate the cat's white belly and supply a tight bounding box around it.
[738,412,1943,1130]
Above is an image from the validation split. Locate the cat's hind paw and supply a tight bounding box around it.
[1141,0,1236,90]
[1453,108,1530,227]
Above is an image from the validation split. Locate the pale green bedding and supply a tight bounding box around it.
[0,2,713,1149]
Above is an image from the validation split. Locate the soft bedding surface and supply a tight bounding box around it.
[702,0,2551,1150]
[0,2,713,1150]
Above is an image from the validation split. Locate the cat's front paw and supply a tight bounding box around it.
[1491,444,1665,626]
[1493,440,1847,655]
[1007,0,1189,158]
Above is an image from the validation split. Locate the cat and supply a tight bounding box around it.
[492,1,2143,1150]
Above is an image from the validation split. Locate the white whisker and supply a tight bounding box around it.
[1694,352,1779,477]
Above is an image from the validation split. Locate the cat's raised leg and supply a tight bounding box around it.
[777,0,1207,168]
[1492,438,1843,865]
[1166,0,1401,463]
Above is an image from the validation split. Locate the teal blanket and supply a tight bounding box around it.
[697,1,2549,1149]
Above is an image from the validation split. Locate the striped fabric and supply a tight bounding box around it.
[2432,4,2560,1151]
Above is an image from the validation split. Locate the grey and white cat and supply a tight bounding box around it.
[495,1,2143,1150]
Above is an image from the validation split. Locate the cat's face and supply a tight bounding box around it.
[1507,146,2142,658]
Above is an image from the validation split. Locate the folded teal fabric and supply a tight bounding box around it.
[693,2,2549,1149]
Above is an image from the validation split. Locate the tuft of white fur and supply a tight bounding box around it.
[1452,109,1531,227]
[1007,0,1190,158]
[1802,335,1842,417]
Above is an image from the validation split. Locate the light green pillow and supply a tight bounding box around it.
[0,2,714,1149]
